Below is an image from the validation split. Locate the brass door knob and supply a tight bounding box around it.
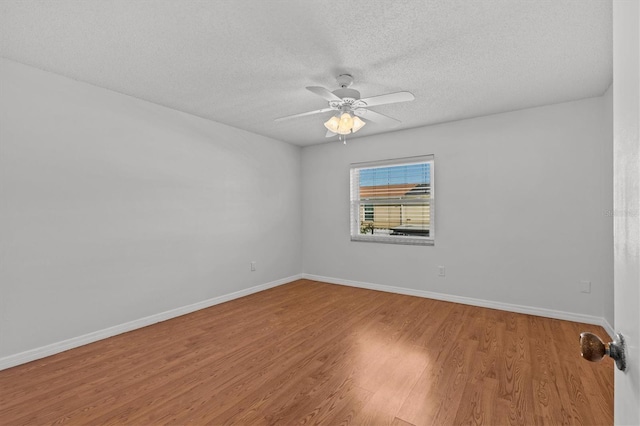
[579,332,627,371]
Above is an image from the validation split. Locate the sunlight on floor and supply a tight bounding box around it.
[353,328,433,421]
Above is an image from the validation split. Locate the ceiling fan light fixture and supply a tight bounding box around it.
[324,116,340,133]
[352,116,366,133]
[326,112,366,135]
[338,113,354,133]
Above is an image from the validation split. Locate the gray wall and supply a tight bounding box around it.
[302,96,613,322]
[0,57,615,365]
[0,59,302,358]
[602,84,614,330]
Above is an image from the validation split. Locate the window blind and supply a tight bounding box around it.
[350,155,434,245]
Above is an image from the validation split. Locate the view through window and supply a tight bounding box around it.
[350,155,434,245]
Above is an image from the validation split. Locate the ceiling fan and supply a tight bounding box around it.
[275,74,415,143]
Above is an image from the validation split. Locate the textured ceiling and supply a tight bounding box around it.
[0,0,612,146]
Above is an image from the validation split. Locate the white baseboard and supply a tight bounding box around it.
[0,274,303,371]
[601,318,616,340]
[302,273,612,331]
[2,273,612,372]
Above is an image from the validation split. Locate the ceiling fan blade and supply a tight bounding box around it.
[274,107,334,122]
[358,91,415,107]
[326,129,336,138]
[306,86,343,102]
[354,108,401,127]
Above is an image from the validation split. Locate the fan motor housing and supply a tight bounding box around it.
[332,88,360,101]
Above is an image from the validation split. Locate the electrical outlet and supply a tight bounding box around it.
[250,261,256,272]
[438,266,446,277]
[580,280,591,293]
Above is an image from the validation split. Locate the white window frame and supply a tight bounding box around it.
[350,155,434,246]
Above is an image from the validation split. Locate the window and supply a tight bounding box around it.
[350,155,434,245]
[364,204,374,221]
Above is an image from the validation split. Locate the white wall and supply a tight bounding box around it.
[0,58,302,359]
[603,84,615,329]
[302,96,613,322]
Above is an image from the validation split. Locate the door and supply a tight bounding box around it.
[613,1,640,424]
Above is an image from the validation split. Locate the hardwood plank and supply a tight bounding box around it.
[529,316,573,424]
[396,305,478,425]
[452,376,499,425]
[391,418,417,426]
[0,280,613,425]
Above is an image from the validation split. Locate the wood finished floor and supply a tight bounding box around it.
[0,279,613,425]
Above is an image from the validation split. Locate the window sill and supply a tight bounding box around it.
[350,235,434,246]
